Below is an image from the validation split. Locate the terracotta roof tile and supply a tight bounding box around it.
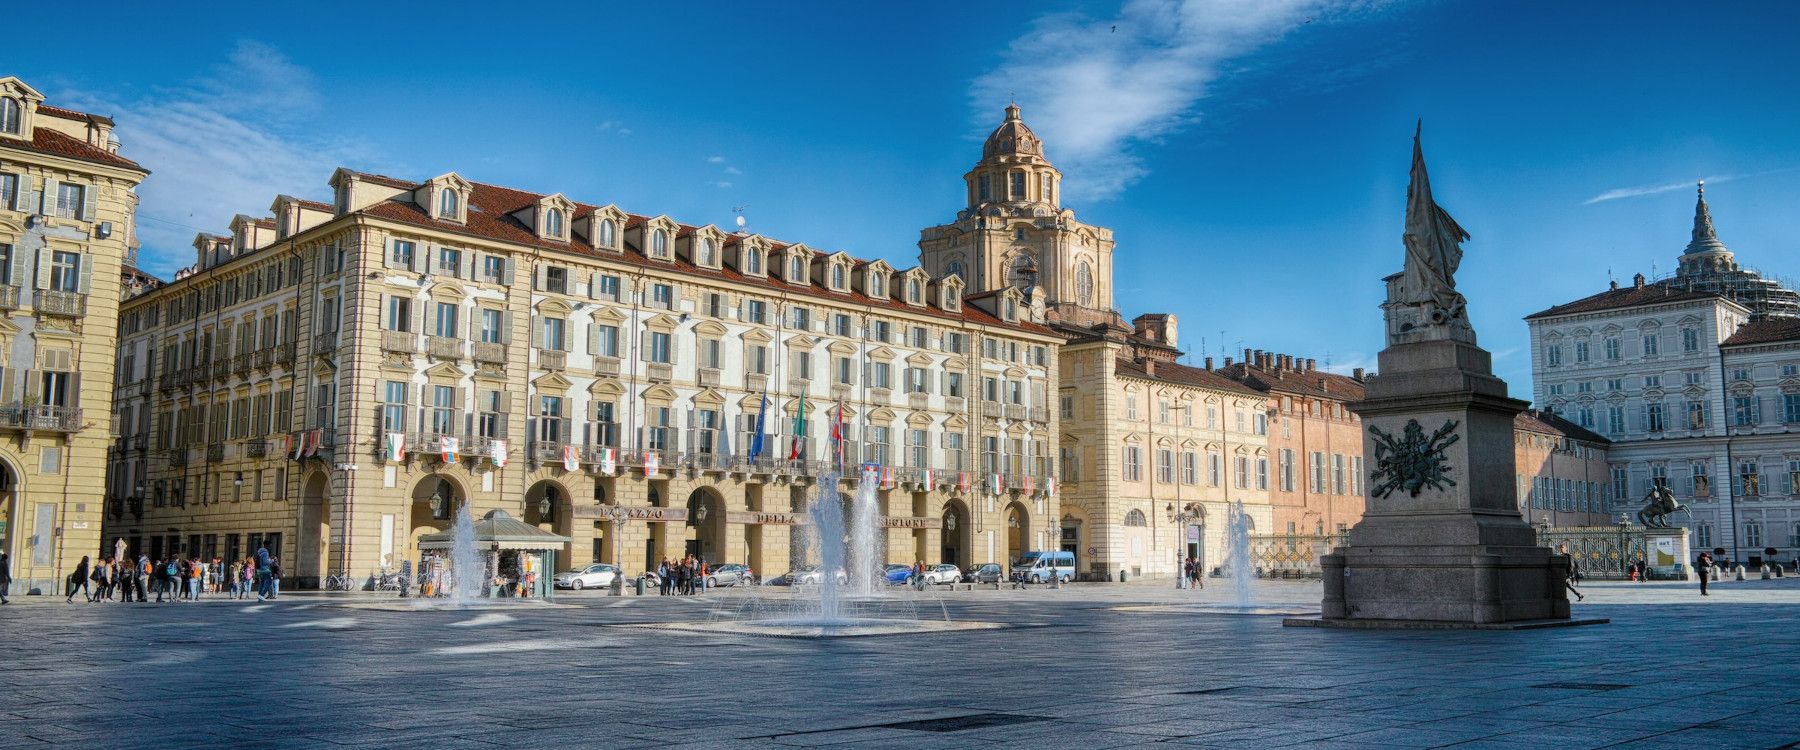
[354,175,1054,336]
[2,127,146,172]
[1214,361,1367,401]
[1515,409,1609,445]
[35,104,114,126]
[1525,283,1727,320]
[1721,317,1800,347]
[1115,358,1264,397]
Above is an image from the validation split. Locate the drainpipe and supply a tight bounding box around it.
[1717,344,1738,565]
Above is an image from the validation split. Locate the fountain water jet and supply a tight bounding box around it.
[1225,499,1255,607]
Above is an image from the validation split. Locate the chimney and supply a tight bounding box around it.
[1610,278,1619,291]
[1353,367,1365,381]
[1243,347,1254,364]
[1204,356,1214,369]
[1306,358,1317,371]
[1224,357,1234,367]
[1281,354,1293,371]
[1633,273,1645,289]
[1143,358,1156,376]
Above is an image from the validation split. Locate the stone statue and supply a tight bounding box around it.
[1393,122,1473,340]
[1637,479,1690,529]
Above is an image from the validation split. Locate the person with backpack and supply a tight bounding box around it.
[268,557,282,600]
[89,558,109,602]
[255,544,273,601]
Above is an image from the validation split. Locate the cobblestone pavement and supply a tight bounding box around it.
[1,577,1796,749]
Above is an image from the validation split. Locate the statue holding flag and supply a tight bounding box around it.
[1390,122,1475,345]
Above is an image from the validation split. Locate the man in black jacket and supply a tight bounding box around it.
[1557,544,1584,602]
[0,551,11,604]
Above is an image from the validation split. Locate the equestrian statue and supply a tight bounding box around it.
[1637,478,1690,529]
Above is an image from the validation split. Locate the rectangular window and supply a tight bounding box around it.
[647,407,671,451]
[1682,328,1699,352]
[1574,340,1589,363]
[1208,453,1221,487]
[1332,454,1346,494]
[1732,395,1760,426]
[1235,456,1249,489]
[908,429,927,467]
[482,254,506,283]
[381,381,407,432]
[596,274,621,300]
[1181,452,1197,484]
[432,302,458,338]
[0,173,16,208]
[429,385,457,435]
[479,309,505,344]
[54,183,85,218]
[1605,338,1620,360]
[905,367,927,394]
[911,327,928,348]
[946,372,964,399]
[536,396,565,443]
[870,320,890,342]
[789,306,811,330]
[594,325,619,358]
[390,240,416,268]
[694,409,718,455]
[947,433,965,471]
[793,352,811,380]
[1786,393,1800,423]
[541,317,566,350]
[1642,334,1659,356]
[1311,451,1326,493]
[834,314,852,337]
[868,426,889,464]
[1279,449,1295,492]
[650,283,673,310]
[1646,401,1666,433]
[49,251,80,292]
[477,390,503,439]
[1157,449,1173,483]
[1121,446,1141,482]
[836,357,854,385]
[745,300,766,325]
[749,345,768,375]
[436,247,461,276]
[701,339,721,369]
[385,296,412,332]
[704,293,725,318]
[649,332,672,364]
[592,401,617,447]
[544,266,568,294]
[944,332,965,353]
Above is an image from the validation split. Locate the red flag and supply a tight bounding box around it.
[829,400,845,469]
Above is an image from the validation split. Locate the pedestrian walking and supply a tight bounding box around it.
[1557,544,1583,601]
[255,545,273,601]
[1,551,12,604]
[1696,551,1713,596]
[89,558,110,602]
[66,555,91,603]
[268,557,282,599]
[135,555,150,602]
[189,555,204,600]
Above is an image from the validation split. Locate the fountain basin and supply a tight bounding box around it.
[615,618,1009,639]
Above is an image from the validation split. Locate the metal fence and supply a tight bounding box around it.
[1537,525,1688,580]
[1246,533,1349,578]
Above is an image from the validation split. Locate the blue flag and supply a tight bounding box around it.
[747,392,768,460]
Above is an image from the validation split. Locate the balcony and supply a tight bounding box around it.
[274,342,297,367]
[206,444,225,463]
[698,368,721,388]
[252,347,273,371]
[245,440,268,458]
[531,440,567,465]
[1030,406,1049,423]
[647,362,673,382]
[945,396,965,413]
[33,289,86,316]
[868,387,891,403]
[428,336,464,360]
[0,404,83,432]
[537,349,566,371]
[167,448,189,467]
[211,359,231,381]
[909,392,930,410]
[981,401,1001,418]
[233,352,253,376]
[594,357,621,378]
[313,331,339,355]
[381,330,417,354]
[0,284,19,310]
[1005,404,1027,421]
[788,377,810,394]
[473,342,507,364]
[746,373,769,392]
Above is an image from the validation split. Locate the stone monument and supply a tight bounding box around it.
[1290,125,1601,629]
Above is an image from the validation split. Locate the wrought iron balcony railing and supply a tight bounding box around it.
[0,404,83,432]
[33,289,86,316]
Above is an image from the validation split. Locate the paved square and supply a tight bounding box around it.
[1,578,1797,749]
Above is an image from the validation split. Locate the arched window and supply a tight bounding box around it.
[1041,173,1053,203]
[437,189,459,219]
[1076,263,1094,306]
[699,238,716,266]
[946,259,963,279]
[651,228,669,257]
[906,279,920,303]
[544,208,564,238]
[870,274,884,298]
[1004,295,1017,321]
[744,249,762,275]
[0,98,18,134]
[789,255,806,283]
[830,264,845,290]
[598,219,616,247]
[1124,509,1147,527]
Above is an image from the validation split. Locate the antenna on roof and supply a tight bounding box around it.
[732,206,748,234]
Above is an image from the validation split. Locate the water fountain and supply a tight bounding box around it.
[1225,499,1255,608]
[448,500,484,604]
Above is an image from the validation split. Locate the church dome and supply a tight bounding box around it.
[982,104,1043,160]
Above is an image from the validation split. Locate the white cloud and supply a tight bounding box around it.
[972,0,1367,201]
[707,155,726,164]
[1582,175,1730,205]
[712,181,734,189]
[62,41,387,276]
[724,166,742,175]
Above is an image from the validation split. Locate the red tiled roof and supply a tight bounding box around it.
[35,103,114,127]
[353,173,1054,336]
[1525,283,1727,320]
[2,127,146,172]
[1115,358,1264,396]
[1721,317,1800,347]
[1214,361,1366,401]
[1515,409,1609,445]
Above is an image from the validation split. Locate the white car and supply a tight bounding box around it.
[554,563,620,590]
[920,564,962,585]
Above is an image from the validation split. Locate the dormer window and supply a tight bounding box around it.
[1003,295,1017,322]
[744,248,763,275]
[598,219,617,248]
[545,208,565,238]
[0,97,19,135]
[789,255,806,284]
[869,274,885,299]
[699,238,717,266]
[830,264,846,290]
[437,189,459,219]
[651,229,670,258]
[906,279,921,305]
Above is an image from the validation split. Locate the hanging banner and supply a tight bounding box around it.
[957,472,971,494]
[284,434,298,460]
[562,445,580,472]
[384,432,406,462]
[990,473,1004,495]
[921,469,935,490]
[1022,474,1035,496]
[441,436,459,465]
[643,451,659,476]
[490,439,509,469]
[1044,475,1057,497]
[598,447,617,476]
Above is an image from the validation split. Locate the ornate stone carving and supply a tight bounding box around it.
[1367,418,1461,498]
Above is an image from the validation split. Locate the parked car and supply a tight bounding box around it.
[553,563,620,590]
[921,563,962,585]
[791,565,847,585]
[964,563,1003,584]
[884,564,915,585]
[706,563,754,588]
[1010,551,1075,584]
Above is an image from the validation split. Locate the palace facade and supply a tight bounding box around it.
[0,77,148,593]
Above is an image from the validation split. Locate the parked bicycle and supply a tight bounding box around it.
[324,571,360,591]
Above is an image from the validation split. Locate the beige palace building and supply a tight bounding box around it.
[0,77,148,593]
[106,155,1063,584]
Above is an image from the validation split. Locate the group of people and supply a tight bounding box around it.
[55,547,283,604]
[656,556,710,595]
[1180,557,1206,589]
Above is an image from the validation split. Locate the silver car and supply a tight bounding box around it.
[920,563,962,585]
[553,563,620,590]
[706,563,754,588]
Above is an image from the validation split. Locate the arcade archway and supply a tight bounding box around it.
[408,475,465,565]
[684,486,727,563]
[940,498,972,569]
[1005,501,1030,565]
[297,472,331,586]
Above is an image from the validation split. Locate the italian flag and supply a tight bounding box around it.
[384,432,406,462]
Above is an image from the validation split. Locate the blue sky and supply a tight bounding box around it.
[12,1,1800,393]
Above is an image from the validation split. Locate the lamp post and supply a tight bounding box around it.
[334,462,358,582]
[604,503,629,596]
[1167,502,1199,589]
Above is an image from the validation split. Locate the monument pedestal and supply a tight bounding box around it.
[1289,339,1602,629]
